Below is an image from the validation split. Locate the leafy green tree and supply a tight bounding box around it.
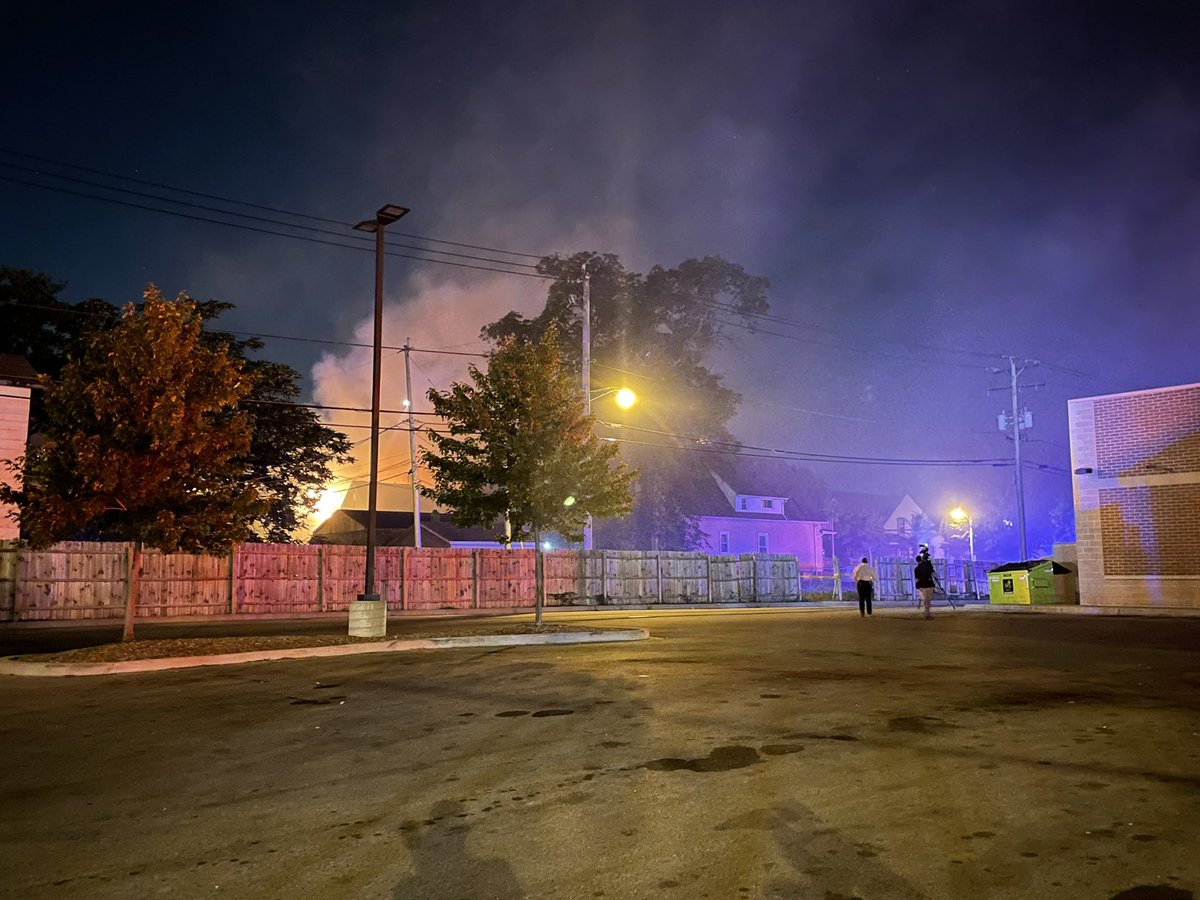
[0,268,351,541]
[484,252,769,549]
[0,286,262,639]
[422,329,635,623]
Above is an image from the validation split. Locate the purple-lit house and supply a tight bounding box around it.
[693,473,831,568]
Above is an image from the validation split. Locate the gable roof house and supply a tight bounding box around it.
[692,472,831,567]
[0,354,38,541]
[309,483,514,548]
[828,490,938,558]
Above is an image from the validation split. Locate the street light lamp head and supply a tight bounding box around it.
[949,506,968,523]
[376,204,410,224]
[614,387,637,410]
[353,219,379,233]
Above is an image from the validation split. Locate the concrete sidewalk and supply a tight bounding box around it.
[0,627,651,677]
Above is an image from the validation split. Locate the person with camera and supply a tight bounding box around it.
[914,545,936,619]
[852,556,876,617]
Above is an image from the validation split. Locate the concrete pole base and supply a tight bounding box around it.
[349,596,387,638]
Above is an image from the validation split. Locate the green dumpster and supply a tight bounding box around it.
[987,560,1069,605]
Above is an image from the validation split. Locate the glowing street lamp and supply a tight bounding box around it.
[591,386,638,409]
[581,381,637,548]
[949,506,975,562]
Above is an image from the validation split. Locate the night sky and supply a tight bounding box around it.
[5,1,1199,552]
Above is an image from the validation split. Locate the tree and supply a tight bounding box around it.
[422,329,635,623]
[483,252,769,549]
[197,314,352,542]
[0,286,262,639]
[0,268,351,541]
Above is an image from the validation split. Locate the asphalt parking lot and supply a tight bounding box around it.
[1,607,1197,899]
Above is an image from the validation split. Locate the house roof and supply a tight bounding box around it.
[829,490,920,526]
[0,354,38,387]
[311,510,504,546]
[691,471,826,522]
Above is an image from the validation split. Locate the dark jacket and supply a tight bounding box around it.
[914,558,936,589]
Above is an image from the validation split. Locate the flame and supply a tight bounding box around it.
[313,487,347,525]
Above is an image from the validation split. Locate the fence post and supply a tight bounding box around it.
[471,550,479,609]
[656,551,663,603]
[706,555,713,603]
[751,554,759,602]
[226,545,236,615]
[399,547,408,611]
[600,550,607,602]
[316,545,325,612]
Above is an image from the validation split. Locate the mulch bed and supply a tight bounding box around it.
[27,623,602,664]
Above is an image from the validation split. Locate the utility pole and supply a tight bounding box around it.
[581,264,593,550]
[404,341,422,548]
[990,356,1041,560]
[1009,356,1027,561]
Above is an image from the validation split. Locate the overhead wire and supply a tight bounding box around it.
[595,420,1013,467]
[0,174,552,281]
[0,147,548,260]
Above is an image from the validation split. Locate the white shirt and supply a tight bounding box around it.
[852,562,877,582]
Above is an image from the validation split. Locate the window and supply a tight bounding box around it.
[763,499,774,509]
[758,533,769,554]
[719,531,730,553]
[739,498,748,511]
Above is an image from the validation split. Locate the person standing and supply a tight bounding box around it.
[852,557,877,617]
[914,545,936,619]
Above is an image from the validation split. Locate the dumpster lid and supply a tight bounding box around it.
[988,559,1071,574]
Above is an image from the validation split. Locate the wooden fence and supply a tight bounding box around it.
[796,557,995,601]
[0,541,802,622]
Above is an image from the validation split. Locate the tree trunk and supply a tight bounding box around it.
[533,528,544,626]
[123,541,142,642]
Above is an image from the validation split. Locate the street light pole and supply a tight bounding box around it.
[949,506,976,562]
[349,203,409,638]
[581,264,593,550]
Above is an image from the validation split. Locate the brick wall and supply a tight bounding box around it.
[1070,382,1200,608]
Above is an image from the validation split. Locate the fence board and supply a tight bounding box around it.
[15,542,127,620]
[139,549,229,617]
[0,540,17,621]
[476,549,535,608]
[404,548,474,610]
[236,544,321,614]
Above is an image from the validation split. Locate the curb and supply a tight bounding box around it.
[0,628,650,678]
[970,603,1200,619]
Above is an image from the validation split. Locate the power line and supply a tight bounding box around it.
[0,147,549,261]
[601,434,1014,468]
[597,420,1013,467]
[1,160,544,271]
[0,174,552,281]
[1,148,1098,384]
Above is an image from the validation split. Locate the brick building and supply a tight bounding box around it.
[1068,382,1200,608]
